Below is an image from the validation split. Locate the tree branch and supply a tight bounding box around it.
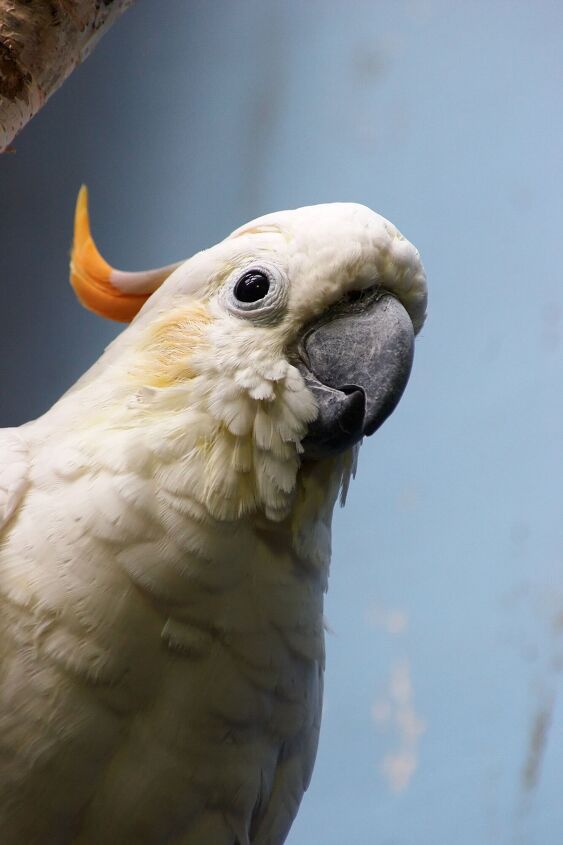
[0,0,134,152]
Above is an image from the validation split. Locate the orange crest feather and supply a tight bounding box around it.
[69,186,181,323]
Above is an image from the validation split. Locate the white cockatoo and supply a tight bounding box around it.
[0,189,427,844]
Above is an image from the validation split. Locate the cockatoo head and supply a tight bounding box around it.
[69,189,426,521]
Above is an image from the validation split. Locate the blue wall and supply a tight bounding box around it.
[1,2,562,843]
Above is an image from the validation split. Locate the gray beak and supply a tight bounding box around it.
[297,291,415,459]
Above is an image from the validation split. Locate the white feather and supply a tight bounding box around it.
[0,201,426,843]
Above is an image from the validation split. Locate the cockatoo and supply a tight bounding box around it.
[0,189,427,844]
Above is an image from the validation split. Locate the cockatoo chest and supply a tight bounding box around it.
[1,453,327,841]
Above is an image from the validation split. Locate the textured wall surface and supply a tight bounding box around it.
[1,2,562,843]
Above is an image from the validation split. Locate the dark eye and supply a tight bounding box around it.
[234,271,270,303]
[225,262,287,321]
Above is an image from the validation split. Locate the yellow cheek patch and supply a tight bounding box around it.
[131,304,213,388]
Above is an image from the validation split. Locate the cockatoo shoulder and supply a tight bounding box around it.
[0,428,29,534]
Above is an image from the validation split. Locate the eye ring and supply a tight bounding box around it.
[224,262,288,323]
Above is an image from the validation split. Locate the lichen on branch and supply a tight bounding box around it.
[0,0,134,152]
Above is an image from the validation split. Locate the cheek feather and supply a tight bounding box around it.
[130,304,213,388]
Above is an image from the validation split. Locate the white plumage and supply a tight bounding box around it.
[0,199,426,844]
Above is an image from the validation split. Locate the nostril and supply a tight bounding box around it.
[346,290,363,304]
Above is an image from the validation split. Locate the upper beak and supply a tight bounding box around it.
[297,290,415,459]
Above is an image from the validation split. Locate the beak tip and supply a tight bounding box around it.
[300,383,366,460]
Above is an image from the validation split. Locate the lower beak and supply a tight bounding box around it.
[297,291,415,459]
